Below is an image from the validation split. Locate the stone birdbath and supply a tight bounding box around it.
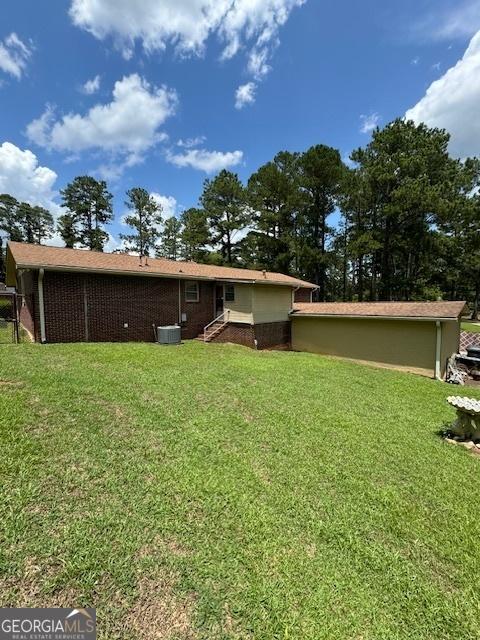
[447,396,480,442]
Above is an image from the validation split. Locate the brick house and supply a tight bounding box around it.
[6,242,317,348]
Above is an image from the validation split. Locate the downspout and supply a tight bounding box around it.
[435,321,442,380]
[178,280,182,325]
[38,268,46,343]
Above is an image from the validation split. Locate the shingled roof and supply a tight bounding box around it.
[291,301,467,320]
[7,242,317,289]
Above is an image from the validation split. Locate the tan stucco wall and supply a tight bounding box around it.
[252,284,293,324]
[224,284,253,324]
[440,320,460,371]
[291,316,459,377]
[223,283,293,324]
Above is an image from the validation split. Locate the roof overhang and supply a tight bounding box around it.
[13,263,305,288]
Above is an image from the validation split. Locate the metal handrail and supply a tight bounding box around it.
[204,310,229,341]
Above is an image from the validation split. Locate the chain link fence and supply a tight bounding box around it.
[0,293,20,344]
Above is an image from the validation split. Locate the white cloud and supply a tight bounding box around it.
[70,0,304,57]
[104,233,121,252]
[415,0,480,41]
[26,74,177,167]
[406,30,480,158]
[247,48,271,79]
[0,32,32,79]
[166,148,243,173]
[69,0,305,103]
[342,152,356,169]
[151,193,179,219]
[176,136,206,148]
[359,112,380,134]
[0,142,61,215]
[81,74,101,94]
[235,82,256,109]
[96,153,145,181]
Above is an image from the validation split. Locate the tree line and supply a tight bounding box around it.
[1,118,479,313]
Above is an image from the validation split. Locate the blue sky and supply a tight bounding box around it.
[0,0,479,249]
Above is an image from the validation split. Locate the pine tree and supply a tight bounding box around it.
[57,213,79,248]
[349,119,454,300]
[60,176,113,251]
[157,217,182,260]
[200,170,249,265]
[297,145,346,300]
[16,203,54,244]
[180,208,211,262]
[120,188,163,256]
[246,151,301,273]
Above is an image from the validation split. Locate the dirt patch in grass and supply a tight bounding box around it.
[95,397,128,420]
[138,536,191,560]
[0,379,24,388]
[0,557,80,608]
[123,572,197,640]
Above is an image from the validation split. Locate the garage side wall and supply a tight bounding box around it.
[291,317,437,376]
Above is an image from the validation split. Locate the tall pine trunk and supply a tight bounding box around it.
[358,255,364,302]
[380,217,391,300]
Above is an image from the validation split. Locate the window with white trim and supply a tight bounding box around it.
[185,281,199,302]
[225,285,235,302]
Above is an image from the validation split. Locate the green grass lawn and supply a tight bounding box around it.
[0,322,14,343]
[462,322,480,334]
[1,341,480,639]
[0,322,28,344]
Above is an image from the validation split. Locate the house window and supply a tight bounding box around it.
[225,285,235,302]
[185,281,199,302]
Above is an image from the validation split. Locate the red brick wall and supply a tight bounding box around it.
[210,321,291,349]
[210,323,256,348]
[294,287,313,303]
[254,321,291,349]
[18,268,290,347]
[40,271,215,343]
[44,272,87,342]
[180,280,215,339]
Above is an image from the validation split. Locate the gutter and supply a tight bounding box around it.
[14,263,314,289]
[435,321,442,380]
[38,268,46,343]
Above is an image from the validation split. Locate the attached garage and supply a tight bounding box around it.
[290,302,466,378]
